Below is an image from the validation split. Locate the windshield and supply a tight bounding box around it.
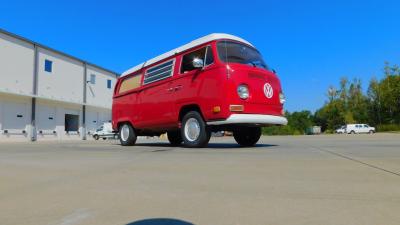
[217,41,268,70]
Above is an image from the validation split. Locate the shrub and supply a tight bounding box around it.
[324,129,334,134]
[262,126,302,136]
[376,124,400,132]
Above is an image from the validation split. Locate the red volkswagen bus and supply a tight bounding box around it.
[112,33,287,147]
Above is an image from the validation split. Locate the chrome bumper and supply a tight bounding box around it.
[207,114,288,126]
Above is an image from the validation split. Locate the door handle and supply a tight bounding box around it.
[167,87,174,92]
[174,85,183,91]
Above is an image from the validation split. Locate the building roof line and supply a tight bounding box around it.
[0,28,120,77]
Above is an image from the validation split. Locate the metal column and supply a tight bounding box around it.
[30,44,39,141]
[81,63,87,140]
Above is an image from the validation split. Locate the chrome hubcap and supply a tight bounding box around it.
[184,118,200,142]
[120,125,130,142]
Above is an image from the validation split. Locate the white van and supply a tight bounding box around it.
[343,124,375,134]
[92,122,117,140]
[335,125,346,134]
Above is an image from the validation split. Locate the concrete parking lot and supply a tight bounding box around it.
[0,134,399,225]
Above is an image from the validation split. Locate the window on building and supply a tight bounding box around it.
[90,74,96,84]
[181,46,213,74]
[143,59,174,85]
[44,59,52,72]
[107,79,112,89]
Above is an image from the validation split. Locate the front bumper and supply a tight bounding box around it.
[207,114,288,126]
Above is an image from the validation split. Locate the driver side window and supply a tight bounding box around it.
[180,46,214,74]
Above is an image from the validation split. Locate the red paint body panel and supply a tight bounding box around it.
[112,40,285,132]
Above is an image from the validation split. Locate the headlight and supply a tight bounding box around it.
[279,92,286,104]
[237,85,249,99]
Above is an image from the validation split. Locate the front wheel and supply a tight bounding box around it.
[93,134,99,140]
[119,123,137,146]
[233,127,261,147]
[369,130,375,134]
[181,111,210,148]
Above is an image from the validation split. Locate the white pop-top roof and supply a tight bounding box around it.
[121,33,254,77]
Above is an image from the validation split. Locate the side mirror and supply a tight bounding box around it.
[192,58,204,68]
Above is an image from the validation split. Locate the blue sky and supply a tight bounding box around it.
[1,0,399,112]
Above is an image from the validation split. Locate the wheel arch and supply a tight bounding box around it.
[179,104,205,122]
[117,120,135,131]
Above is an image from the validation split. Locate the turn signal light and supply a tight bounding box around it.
[279,92,286,104]
[229,105,244,112]
[213,106,221,113]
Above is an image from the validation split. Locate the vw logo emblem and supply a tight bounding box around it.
[263,83,273,99]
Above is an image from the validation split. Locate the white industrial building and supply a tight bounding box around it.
[0,29,118,141]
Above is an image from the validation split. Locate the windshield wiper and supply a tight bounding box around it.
[248,62,257,67]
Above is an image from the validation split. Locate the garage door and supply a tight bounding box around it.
[2,102,29,130]
[37,105,56,131]
[86,111,99,133]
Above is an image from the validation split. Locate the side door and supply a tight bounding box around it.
[171,45,216,120]
[138,59,176,129]
[362,124,370,133]
[355,124,362,133]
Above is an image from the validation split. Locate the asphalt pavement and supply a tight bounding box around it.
[0,133,399,225]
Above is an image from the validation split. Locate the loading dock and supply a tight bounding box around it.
[65,114,79,133]
[0,95,30,137]
[36,105,56,135]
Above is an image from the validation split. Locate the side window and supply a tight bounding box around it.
[118,74,142,94]
[205,46,214,65]
[107,79,112,89]
[143,60,174,85]
[181,46,213,74]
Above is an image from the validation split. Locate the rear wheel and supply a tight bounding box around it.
[119,123,137,146]
[233,127,261,147]
[350,130,355,134]
[167,130,182,146]
[181,111,210,148]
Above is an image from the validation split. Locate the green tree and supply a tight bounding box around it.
[380,62,400,123]
[287,110,313,134]
[347,78,369,123]
[264,62,400,135]
[314,99,345,131]
[367,78,382,125]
